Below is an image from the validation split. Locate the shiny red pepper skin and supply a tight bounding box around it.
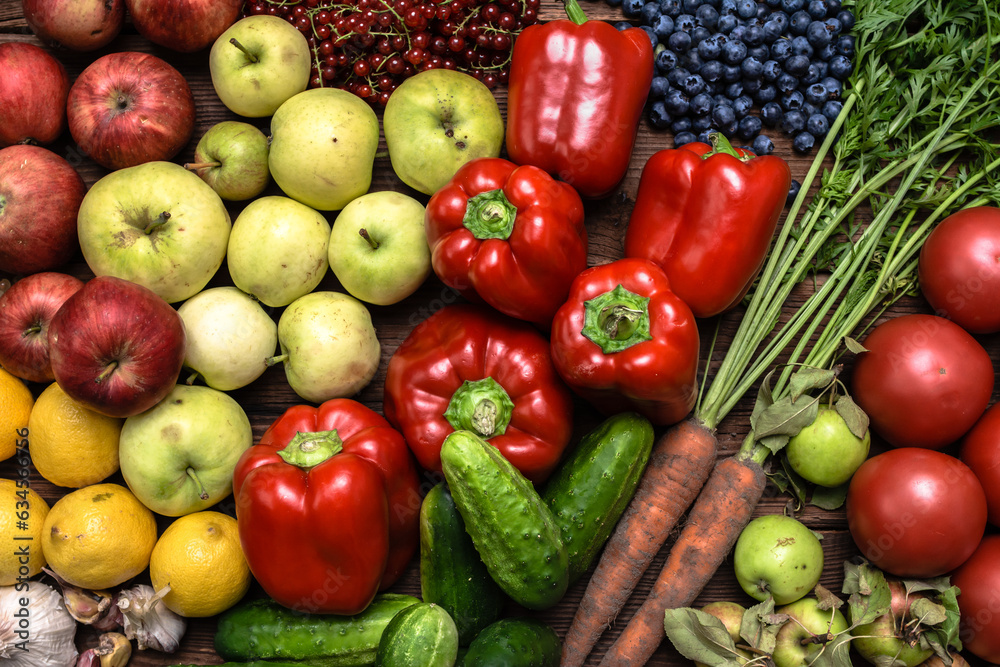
[383,303,574,483]
[624,134,791,319]
[232,399,422,615]
[425,157,588,328]
[550,258,700,426]
[504,2,654,199]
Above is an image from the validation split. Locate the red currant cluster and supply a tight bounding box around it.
[244,0,540,105]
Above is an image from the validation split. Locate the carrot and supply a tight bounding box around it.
[559,417,717,667]
[596,454,768,666]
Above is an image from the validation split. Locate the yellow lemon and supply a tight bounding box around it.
[0,367,33,462]
[149,511,250,617]
[41,483,157,590]
[0,478,50,586]
[28,382,123,488]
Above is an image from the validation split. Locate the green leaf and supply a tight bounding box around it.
[754,394,820,440]
[810,633,854,667]
[814,583,844,611]
[749,369,777,431]
[777,458,809,508]
[789,366,838,402]
[810,481,849,510]
[759,433,791,455]
[663,608,745,666]
[843,336,868,354]
[909,598,948,625]
[740,597,782,655]
[843,561,891,626]
[834,394,870,440]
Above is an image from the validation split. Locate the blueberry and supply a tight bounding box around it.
[696,4,720,27]
[804,82,827,105]
[728,24,747,42]
[784,53,810,76]
[652,14,676,39]
[806,20,832,47]
[738,114,763,139]
[622,0,645,18]
[640,26,659,48]
[770,11,790,31]
[764,0,781,6]
[825,0,842,12]
[836,8,855,30]
[820,75,842,99]
[802,101,818,117]
[692,115,713,131]
[835,34,855,57]
[675,131,698,146]
[770,38,792,62]
[821,99,843,121]
[816,43,837,62]
[789,9,811,34]
[829,53,853,79]
[793,131,816,152]
[790,35,813,56]
[761,101,783,126]
[720,0,738,14]
[691,25,712,44]
[747,44,770,61]
[781,89,805,110]
[682,0,702,12]
[781,108,806,133]
[722,63,743,82]
[762,19,784,42]
[762,59,782,81]
[740,56,764,79]
[806,0,826,18]
[696,129,715,143]
[675,13,697,30]
[780,0,804,12]
[719,118,740,137]
[659,0,683,15]
[614,21,634,31]
[672,116,693,133]
[800,63,822,85]
[736,0,757,19]
[776,71,799,92]
[682,73,707,96]
[752,133,775,154]
[824,17,842,35]
[744,24,765,46]
[742,77,762,95]
[720,39,747,64]
[701,59,724,81]
[732,94,753,117]
[649,101,673,128]
[650,75,672,99]
[655,48,680,72]
[681,49,703,71]
[698,34,723,59]
[787,178,801,204]
[641,1,661,24]
[724,81,745,98]
[712,102,737,127]
[806,113,829,136]
[691,92,715,115]
[665,90,692,115]
[718,13,739,32]
[668,30,693,52]
[754,83,777,103]
[667,66,691,86]
[756,3,769,19]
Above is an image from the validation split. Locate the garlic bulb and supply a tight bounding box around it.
[0,581,78,667]
[116,585,186,653]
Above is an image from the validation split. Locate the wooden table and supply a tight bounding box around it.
[0,1,988,665]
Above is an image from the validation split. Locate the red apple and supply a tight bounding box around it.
[125,0,243,53]
[0,272,83,383]
[0,42,70,148]
[48,275,186,418]
[0,144,86,275]
[67,52,195,171]
[22,0,125,52]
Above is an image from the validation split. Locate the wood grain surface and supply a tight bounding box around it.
[0,1,990,665]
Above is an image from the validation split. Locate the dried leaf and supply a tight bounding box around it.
[814,584,844,611]
[810,633,854,667]
[789,366,838,402]
[663,608,745,666]
[740,597,782,655]
[834,394,870,440]
[750,369,778,431]
[754,394,820,440]
[910,598,948,625]
[842,561,891,626]
[843,336,869,354]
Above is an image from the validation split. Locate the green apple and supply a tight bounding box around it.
[786,405,870,488]
[772,597,849,667]
[695,601,752,667]
[269,291,380,403]
[852,614,934,667]
[733,514,824,605]
[185,121,270,201]
[327,190,431,306]
[383,69,504,195]
[77,161,231,304]
[177,286,278,391]
[227,195,332,308]
[209,15,311,118]
[119,384,253,517]
[268,87,379,211]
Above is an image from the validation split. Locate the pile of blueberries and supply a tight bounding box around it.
[607,0,856,155]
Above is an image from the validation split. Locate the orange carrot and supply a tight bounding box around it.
[596,454,768,666]
[559,417,717,667]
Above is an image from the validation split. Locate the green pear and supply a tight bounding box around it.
[185,121,270,201]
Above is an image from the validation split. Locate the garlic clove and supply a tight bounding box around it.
[116,584,186,653]
[42,568,118,628]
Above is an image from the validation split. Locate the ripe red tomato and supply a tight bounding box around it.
[846,447,988,578]
[918,206,1000,333]
[850,314,994,450]
[951,534,1000,663]
[961,403,1000,528]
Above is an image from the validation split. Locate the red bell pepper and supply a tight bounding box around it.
[232,398,422,615]
[550,258,700,426]
[504,0,654,199]
[383,303,574,483]
[624,132,791,319]
[425,157,588,328]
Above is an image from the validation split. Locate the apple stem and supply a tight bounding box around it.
[229,38,259,63]
[184,161,222,171]
[185,371,199,386]
[21,324,42,337]
[265,354,288,367]
[359,228,380,250]
[95,361,117,384]
[144,211,171,235]
[186,467,210,500]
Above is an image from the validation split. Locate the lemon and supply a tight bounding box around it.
[0,479,50,586]
[41,483,158,590]
[149,511,250,617]
[28,382,123,488]
[0,367,33,462]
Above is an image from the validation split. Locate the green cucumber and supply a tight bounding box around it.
[375,602,459,667]
[419,482,507,645]
[461,617,561,667]
[214,593,420,666]
[541,411,655,582]
[439,430,569,611]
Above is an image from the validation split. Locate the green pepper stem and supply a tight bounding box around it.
[703,131,746,161]
[463,189,518,240]
[564,0,588,24]
[278,430,344,469]
[581,284,653,354]
[444,377,515,438]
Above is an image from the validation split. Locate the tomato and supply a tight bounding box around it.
[918,206,1000,334]
[951,534,1000,664]
[961,402,1000,528]
[849,314,993,450]
[845,447,987,578]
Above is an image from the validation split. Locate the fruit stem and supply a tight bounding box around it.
[22,324,42,337]
[265,354,288,367]
[186,467,209,500]
[95,361,117,384]
[359,228,380,250]
[229,38,259,63]
[184,161,222,171]
[144,211,170,235]
[184,371,199,386]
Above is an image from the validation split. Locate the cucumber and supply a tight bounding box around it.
[460,617,561,667]
[541,411,655,582]
[439,430,569,611]
[375,602,459,667]
[214,593,421,666]
[419,482,507,645]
